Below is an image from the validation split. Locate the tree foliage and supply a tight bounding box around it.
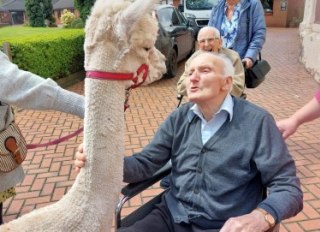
[43,0,54,24]
[25,0,45,27]
[25,0,54,27]
[74,0,96,22]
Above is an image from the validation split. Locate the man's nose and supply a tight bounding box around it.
[189,71,199,81]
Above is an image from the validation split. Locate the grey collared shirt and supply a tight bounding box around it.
[189,94,233,144]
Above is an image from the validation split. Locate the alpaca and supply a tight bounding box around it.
[0,0,166,231]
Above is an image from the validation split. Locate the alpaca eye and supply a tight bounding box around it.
[144,47,151,51]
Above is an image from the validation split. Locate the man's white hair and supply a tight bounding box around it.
[217,53,235,78]
[197,26,221,41]
[190,51,235,78]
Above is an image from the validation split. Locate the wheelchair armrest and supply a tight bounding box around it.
[121,162,172,199]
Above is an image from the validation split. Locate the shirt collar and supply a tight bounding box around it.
[187,94,234,122]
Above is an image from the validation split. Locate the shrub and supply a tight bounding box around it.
[61,9,75,27]
[70,18,85,29]
[1,29,85,80]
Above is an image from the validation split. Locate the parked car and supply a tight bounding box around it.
[155,5,196,78]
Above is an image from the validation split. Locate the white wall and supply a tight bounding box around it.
[299,0,320,82]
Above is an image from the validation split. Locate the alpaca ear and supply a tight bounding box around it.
[115,0,159,40]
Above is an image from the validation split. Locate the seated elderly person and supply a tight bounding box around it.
[75,52,303,232]
[177,26,245,98]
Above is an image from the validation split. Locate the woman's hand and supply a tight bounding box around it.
[276,117,299,140]
[242,58,253,69]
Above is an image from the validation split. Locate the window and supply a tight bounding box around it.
[176,9,187,25]
[185,0,219,10]
[158,7,183,27]
[260,0,273,13]
[157,8,173,27]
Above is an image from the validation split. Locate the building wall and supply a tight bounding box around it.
[264,0,305,27]
[287,0,305,27]
[300,0,320,82]
[265,0,288,27]
[0,11,11,24]
[173,0,180,7]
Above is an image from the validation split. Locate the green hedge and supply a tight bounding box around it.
[1,29,84,80]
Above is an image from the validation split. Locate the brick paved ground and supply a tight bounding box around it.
[3,28,320,231]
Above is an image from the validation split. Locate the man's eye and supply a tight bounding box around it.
[187,71,194,76]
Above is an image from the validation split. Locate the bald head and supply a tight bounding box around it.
[197,26,220,41]
[197,26,222,52]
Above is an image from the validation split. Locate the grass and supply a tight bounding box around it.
[0,25,84,43]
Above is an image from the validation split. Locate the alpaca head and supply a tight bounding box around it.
[84,0,166,86]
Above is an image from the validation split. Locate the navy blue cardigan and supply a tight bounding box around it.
[124,97,303,227]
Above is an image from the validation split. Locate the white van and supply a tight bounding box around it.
[178,0,219,34]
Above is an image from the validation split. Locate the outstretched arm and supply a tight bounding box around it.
[277,90,320,139]
[0,51,85,118]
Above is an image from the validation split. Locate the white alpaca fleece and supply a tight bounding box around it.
[0,0,165,231]
[84,0,166,79]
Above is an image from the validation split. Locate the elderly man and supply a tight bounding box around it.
[177,26,245,98]
[75,52,302,232]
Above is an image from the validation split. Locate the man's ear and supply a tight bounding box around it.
[223,76,233,91]
[213,38,222,52]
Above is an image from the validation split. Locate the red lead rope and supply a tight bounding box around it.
[86,64,149,89]
[27,64,149,150]
[27,128,84,149]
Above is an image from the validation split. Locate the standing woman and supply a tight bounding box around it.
[0,51,85,224]
[208,0,266,69]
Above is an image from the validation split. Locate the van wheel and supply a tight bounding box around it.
[165,49,178,78]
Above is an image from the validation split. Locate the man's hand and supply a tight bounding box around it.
[219,210,271,232]
[74,143,87,173]
[242,58,253,69]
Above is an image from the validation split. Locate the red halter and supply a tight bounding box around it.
[86,64,149,111]
[86,64,149,89]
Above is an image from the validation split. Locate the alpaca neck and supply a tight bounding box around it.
[81,79,125,197]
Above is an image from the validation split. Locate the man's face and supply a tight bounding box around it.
[197,29,221,52]
[186,53,231,104]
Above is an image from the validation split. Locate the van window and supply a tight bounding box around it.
[185,0,219,10]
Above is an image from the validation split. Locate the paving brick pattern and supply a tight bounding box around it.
[3,28,320,231]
